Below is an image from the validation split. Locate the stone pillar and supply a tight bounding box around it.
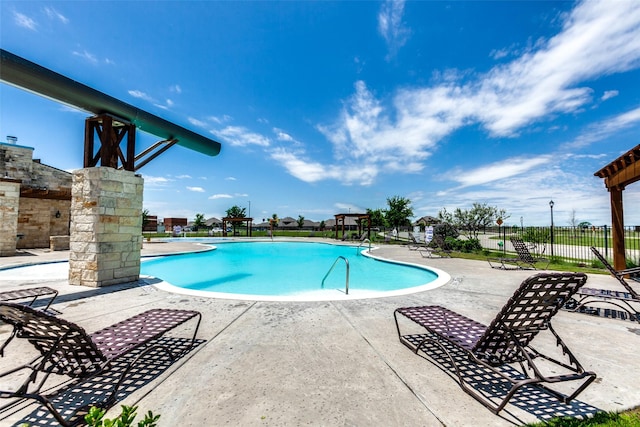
[0,178,21,256]
[69,167,143,287]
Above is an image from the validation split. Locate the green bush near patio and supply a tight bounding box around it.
[524,408,640,427]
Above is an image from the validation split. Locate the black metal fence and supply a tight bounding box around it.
[478,225,640,266]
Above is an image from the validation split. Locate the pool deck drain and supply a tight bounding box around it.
[0,238,638,426]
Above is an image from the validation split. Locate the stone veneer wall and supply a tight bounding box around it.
[1,142,73,252]
[1,142,72,188]
[69,167,143,287]
[0,142,34,182]
[17,198,71,249]
[0,179,21,256]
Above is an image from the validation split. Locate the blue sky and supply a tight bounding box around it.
[1,0,639,226]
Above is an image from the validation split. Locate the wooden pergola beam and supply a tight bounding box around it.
[20,187,72,200]
[333,213,371,240]
[594,144,640,271]
[222,217,253,237]
[84,114,136,171]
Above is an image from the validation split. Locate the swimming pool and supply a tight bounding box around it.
[142,241,449,301]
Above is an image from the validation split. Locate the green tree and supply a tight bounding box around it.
[441,203,508,239]
[366,208,388,228]
[297,215,305,229]
[226,205,246,218]
[437,207,453,225]
[385,196,413,231]
[319,220,326,231]
[226,205,247,234]
[193,213,206,231]
[270,213,279,229]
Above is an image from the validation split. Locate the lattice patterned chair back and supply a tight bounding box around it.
[510,237,537,264]
[472,273,587,365]
[0,302,106,377]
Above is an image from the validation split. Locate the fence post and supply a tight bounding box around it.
[603,225,608,257]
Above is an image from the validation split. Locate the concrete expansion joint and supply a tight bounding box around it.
[329,301,446,426]
[209,301,258,343]
[124,301,258,410]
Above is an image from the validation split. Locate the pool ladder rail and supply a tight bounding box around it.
[356,239,371,255]
[322,256,350,295]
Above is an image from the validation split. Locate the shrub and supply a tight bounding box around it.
[444,237,482,253]
[521,227,549,244]
[434,223,459,240]
[85,405,160,427]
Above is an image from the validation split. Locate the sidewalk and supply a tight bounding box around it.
[0,240,638,426]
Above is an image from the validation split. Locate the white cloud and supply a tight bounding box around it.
[188,117,207,127]
[564,106,640,149]
[449,155,552,188]
[215,126,270,147]
[433,161,610,225]
[274,128,294,142]
[378,0,410,60]
[490,48,510,60]
[14,12,37,30]
[126,90,173,110]
[475,0,640,136]
[601,90,619,101]
[72,50,99,64]
[187,186,205,192]
[170,85,182,94]
[128,90,154,102]
[270,147,379,185]
[176,174,192,179]
[334,203,364,213]
[225,177,237,181]
[208,194,233,200]
[299,1,640,186]
[43,6,69,24]
[142,175,173,186]
[209,115,232,124]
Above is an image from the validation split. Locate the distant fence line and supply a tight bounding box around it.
[478,225,640,266]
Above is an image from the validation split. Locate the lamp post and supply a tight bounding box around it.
[549,200,555,258]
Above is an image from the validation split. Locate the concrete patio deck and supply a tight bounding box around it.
[0,239,638,426]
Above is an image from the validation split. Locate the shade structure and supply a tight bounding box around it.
[0,49,221,157]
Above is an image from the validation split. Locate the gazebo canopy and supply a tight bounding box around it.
[594,144,640,270]
[333,213,371,239]
[222,217,253,237]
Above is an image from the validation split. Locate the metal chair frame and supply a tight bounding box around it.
[394,273,596,414]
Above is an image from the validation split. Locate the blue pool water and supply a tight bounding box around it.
[141,241,446,301]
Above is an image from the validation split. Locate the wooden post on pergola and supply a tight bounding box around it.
[334,213,371,240]
[222,217,253,237]
[594,144,640,271]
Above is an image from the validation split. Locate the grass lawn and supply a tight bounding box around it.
[525,408,640,426]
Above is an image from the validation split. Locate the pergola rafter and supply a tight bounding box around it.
[222,217,253,237]
[594,144,640,271]
[334,213,371,240]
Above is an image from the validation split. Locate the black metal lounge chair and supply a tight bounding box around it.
[394,272,596,414]
[488,237,549,270]
[418,235,451,258]
[407,232,427,251]
[564,248,639,322]
[0,302,201,426]
[0,286,58,313]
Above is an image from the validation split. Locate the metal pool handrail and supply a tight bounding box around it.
[357,239,371,255]
[321,256,350,295]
